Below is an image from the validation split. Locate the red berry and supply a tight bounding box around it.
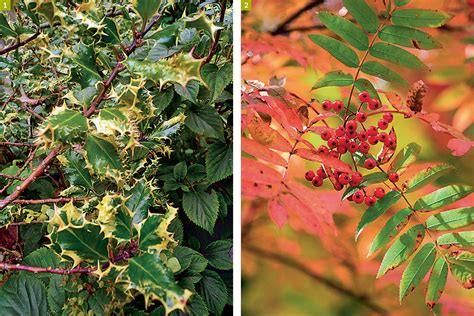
[350,172,363,186]
[338,173,350,185]
[330,150,339,158]
[358,141,370,153]
[338,136,349,146]
[384,137,396,148]
[377,132,388,142]
[388,173,399,183]
[367,126,378,137]
[305,170,315,181]
[327,137,338,148]
[346,120,358,131]
[333,182,344,191]
[368,99,380,110]
[322,100,333,111]
[374,187,385,199]
[318,145,329,154]
[353,190,365,203]
[321,130,331,141]
[333,100,344,112]
[337,145,347,154]
[365,196,377,206]
[312,176,324,187]
[383,113,394,123]
[368,136,378,145]
[358,91,370,103]
[356,111,367,122]
[364,158,376,169]
[378,119,389,130]
[346,129,357,139]
[357,131,368,142]
[317,167,327,179]
[348,141,358,153]
[335,126,345,137]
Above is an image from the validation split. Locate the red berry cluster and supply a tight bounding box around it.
[304,91,401,206]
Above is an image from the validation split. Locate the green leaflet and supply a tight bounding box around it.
[343,0,379,33]
[71,43,102,88]
[389,142,421,174]
[204,240,233,270]
[368,208,413,257]
[85,135,123,177]
[378,25,442,50]
[133,0,162,24]
[128,253,191,313]
[377,224,425,278]
[206,141,233,184]
[425,258,448,308]
[185,106,224,139]
[354,78,381,101]
[342,172,388,201]
[317,12,369,51]
[356,190,401,240]
[58,149,93,189]
[125,180,153,223]
[426,207,474,231]
[413,185,473,211]
[201,63,233,102]
[0,14,16,37]
[395,0,411,6]
[369,43,427,70]
[0,275,48,316]
[198,270,228,315]
[361,61,408,86]
[123,53,203,87]
[308,34,360,68]
[174,162,187,180]
[183,189,219,233]
[446,251,474,289]
[312,71,354,90]
[47,275,66,314]
[391,9,453,28]
[437,231,474,248]
[404,164,454,193]
[42,107,88,143]
[399,242,436,302]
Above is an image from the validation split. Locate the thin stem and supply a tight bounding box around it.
[0,29,41,56]
[0,174,26,181]
[1,263,94,275]
[203,0,228,64]
[271,0,325,35]
[9,197,90,205]
[0,142,35,147]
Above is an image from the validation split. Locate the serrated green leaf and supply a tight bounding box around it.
[356,190,401,240]
[361,61,408,85]
[206,141,232,184]
[391,9,452,28]
[198,270,228,315]
[389,142,421,174]
[425,258,448,308]
[204,240,233,270]
[0,14,16,37]
[126,180,153,223]
[368,208,413,256]
[446,251,474,289]
[354,78,381,101]
[370,43,427,69]
[23,247,60,269]
[342,172,388,200]
[343,0,379,33]
[426,207,474,231]
[404,164,454,193]
[0,275,48,316]
[308,34,360,68]
[437,231,474,248]
[312,71,354,90]
[413,185,473,211]
[133,0,162,24]
[202,63,233,102]
[317,12,369,51]
[183,189,219,233]
[174,80,199,103]
[399,242,436,302]
[47,275,65,314]
[174,162,188,180]
[378,25,442,50]
[85,135,122,177]
[377,224,425,278]
[185,106,224,139]
[43,107,88,143]
[58,150,93,189]
[173,246,208,274]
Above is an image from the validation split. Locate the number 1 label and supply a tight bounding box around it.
[0,0,11,11]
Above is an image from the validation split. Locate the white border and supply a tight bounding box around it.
[232,1,242,315]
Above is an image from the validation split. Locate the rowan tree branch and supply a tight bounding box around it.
[271,0,324,35]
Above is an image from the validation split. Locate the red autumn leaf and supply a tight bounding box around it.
[294,148,353,173]
[249,101,300,139]
[280,192,326,236]
[261,94,304,132]
[242,179,278,199]
[247,110,293,152]
[242,137,287,166]
[241,157,282,185]
[268,198,288,228]
[447,138,473,156]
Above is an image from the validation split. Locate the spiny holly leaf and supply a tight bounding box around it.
[0,14,16,37]
[389,142,421,174]
[361,61,408,86]
[437,231,474,249]
[377,224,425,278]
[356,190,402,240]
[446,251,474,289]
[369,43,427,70]
[184,12,220,40]
[391,9,453,28]
[204,240,233,270]
[198,270,228,316]
[128,253,192,313]
[58,149,93,190]
[413,185,473,211]
[102,18,120,44]
[201,63,233,102]
[317,12,369,51]
[133,0,162,25]
[182,189,219,233]
[185,106,224,139]
[378,25,442,50]
[85,135,123,178]
[368,208,413,256]
[425,258,448,309]
[91,107,131,136]
[125,179,153,223]
[308,34,360,68]
[96,195,135,242]
[71,43,102,88]
[137,206,177,252]
[399,242,436,302]
[40,106,88,144]
[206,141,232,184]
[426,207,474,231]
[312,71,354,90]
[0,275,48,316]
[404,164,454,193]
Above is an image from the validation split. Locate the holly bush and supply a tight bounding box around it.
[0,0,233,315]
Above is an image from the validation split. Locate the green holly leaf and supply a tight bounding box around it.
[58,149,93,190]
[85,135,123,178]
[71,43,102,88]
[183,189,219,233]
[317,12,369,51]
[0,275,48,316]
[97,195,135,242]
[206,141,232,184]
[102,18,120,44]
[138,215,166,252]
[0,14,17,37]
[126,179,153,223]
[312,71,354,90]
[42,107,88,143]
[414,185,473,211]
[309,34,360,68]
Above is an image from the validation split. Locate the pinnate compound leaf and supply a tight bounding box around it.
[446,251,474,289]
[317,12,369,51]
[399,242,436,302]
[246,111,293,152]
[370,43,427,69]
[389,142,421,174]
[343,0,379,33]
[368,208,413,256]
[312,71,354,90]
[377,224,425,278]
[204,240,233,270]
[426,207,474,231]
[85,135,123,177]
[308,34,360,68]
[128,253,191,313]
[133,0,162,24]
[391,9,452,28]
[201,63,233,102]
[361,61,408,86]
[185,106,224,139]
[437,231,474,248]
[425,258,448,309]
[356,190,401,240]
[58,150,93,190]
[404,164,454,193]
[413,185,473,211]
[206,141,232,184]
[183,190,219,233]
[378,25,442,50]
[0,275,48,316]
[198,270,228,315]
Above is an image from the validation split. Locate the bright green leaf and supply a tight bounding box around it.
[342,172,388,201]
[361,61,408,85]
[343,0,379,33]
[437,231,474,248]
[446,251,474,289]
[425,258,448,309]
[395,0,411,6]
[183,189,219,233]
[308,34,360,68]
[133,0,162,25]
[206,141,232,184]
[126,179,153,223]
[354,78,381,101]
[312,71,354,90]
[378,25,442,50]
[426,207,474,231]
[370,43,427,69]
[391,9,453,28]
[389,142,421,174]
[413,185,473,211]
[404,164,454,193]
[317,12,369,50]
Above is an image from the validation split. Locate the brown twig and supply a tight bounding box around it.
[0,263,94,275]
[203,0,228,64]
[10,197,91,205]
[270,0,324,36]
[0,142,35,147]
[0,29,41,56]
[0,174,26,181]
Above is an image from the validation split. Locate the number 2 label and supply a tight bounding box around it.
[242,0,252,11]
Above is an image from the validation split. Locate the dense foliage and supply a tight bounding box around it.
[0,0,233,315]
